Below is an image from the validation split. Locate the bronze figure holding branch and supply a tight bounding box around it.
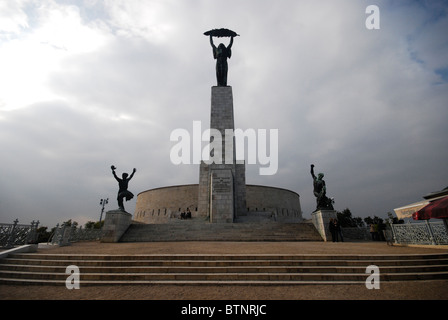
[204,28,239,86]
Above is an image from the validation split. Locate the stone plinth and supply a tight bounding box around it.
[101,210,132,242]
[198,86,246,222]
[311,210,337,242]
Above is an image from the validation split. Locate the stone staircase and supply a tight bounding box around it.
[119,220,323,242]
[1,252,448,285]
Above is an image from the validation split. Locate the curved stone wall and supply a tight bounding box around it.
[245,185,302,222]
[134,184,199,224]
[134,184,302,224]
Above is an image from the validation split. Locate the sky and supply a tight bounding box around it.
[1,0,447,228]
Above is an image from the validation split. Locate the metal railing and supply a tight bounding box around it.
[48,224,104,246]
[338,221,448,246]
[0,219,40,249]
[390,221,448,245]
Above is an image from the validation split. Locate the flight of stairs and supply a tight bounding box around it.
[119,220,323,242]
[1,252,447,285]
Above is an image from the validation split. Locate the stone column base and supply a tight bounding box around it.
[101,210,132,242]
[311,210,337,242]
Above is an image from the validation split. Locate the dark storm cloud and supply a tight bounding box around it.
[1,0,447,227]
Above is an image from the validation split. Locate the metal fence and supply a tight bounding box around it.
[0,219,40,249]
[4,218,446,247]
[48,224,104,246]
[390,221,448,245]
[340,221,448,245]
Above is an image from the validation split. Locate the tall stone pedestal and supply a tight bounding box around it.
[198,86,246,222]
[311,210,337,242]
[101,210,132,242]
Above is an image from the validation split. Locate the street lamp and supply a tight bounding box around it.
[99,198,108,223]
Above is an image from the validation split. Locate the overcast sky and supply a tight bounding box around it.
[1,0,447,228]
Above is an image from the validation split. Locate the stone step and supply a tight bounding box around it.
[119,222,323,242]
[1,270,448,283]
[7,252,448,261]
[2,264,447,274]
[4,257,448,267]
[1,253,448,285]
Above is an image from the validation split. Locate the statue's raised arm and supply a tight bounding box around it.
[111,165,120,182]
[228,36,234,49]
[209,35,216,49]
[128,168,136,180]
[310,164,316,180]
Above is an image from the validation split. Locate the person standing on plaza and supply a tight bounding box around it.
[334,219,343,242]
[329,218,337,242]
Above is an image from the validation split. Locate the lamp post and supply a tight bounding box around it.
[99,198,108,223]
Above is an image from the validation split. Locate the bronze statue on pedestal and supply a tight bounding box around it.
[311,164,334,211]
[111,165,136,212]
[204,28,239,87]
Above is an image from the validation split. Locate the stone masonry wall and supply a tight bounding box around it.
[245,185,302,222]
[134,184,302,224]
[134,185,199,224]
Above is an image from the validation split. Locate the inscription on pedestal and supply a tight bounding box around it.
[213,177,231,193]
[210,169,234,223]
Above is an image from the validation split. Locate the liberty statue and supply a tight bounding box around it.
[204,28,239,86]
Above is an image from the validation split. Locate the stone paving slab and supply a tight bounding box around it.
[34,240,448,255]
[1,241,447,300]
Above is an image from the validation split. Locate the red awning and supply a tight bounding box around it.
[413,196,448,220]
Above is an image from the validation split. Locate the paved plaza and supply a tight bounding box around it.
[1,241,447,300]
